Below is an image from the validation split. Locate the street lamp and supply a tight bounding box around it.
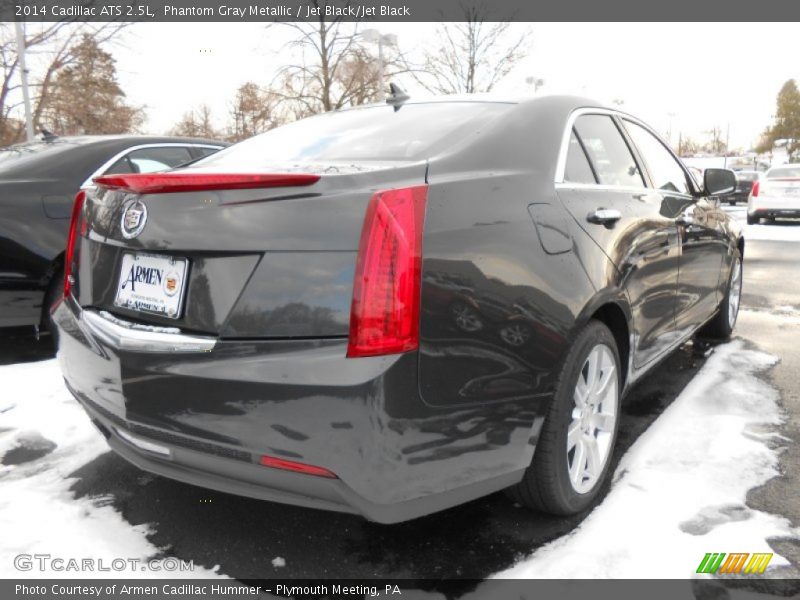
[360,29,397,102]
[525,76,544,95]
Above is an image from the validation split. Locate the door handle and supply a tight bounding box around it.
[587,208,622,227]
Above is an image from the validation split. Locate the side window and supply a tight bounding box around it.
[564,130,597,184]
[192,146,222,159]
[573,115,644,188]
[103,157,135,175]
[624,120,692,195]
[125,146,194,173]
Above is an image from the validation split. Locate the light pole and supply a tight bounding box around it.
[525,76,544,95]
[14,21,35,141]
[360,29,397,102]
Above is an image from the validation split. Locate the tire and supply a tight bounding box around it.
[699,249,742,340]
[747,215,758,225]
[728,201,735,206]
[509,320,621,515]
[41,269,64,340]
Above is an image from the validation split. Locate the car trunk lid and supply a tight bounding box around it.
[71,162,427,338]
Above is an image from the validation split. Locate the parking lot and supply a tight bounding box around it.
[1,204,799,581]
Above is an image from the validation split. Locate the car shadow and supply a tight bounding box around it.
[66,341,711,580]
[0,328,55,366]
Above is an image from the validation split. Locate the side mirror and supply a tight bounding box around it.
[704,168,736,196]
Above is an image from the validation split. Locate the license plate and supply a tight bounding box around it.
[784,187,800,197]
[114,253,188,319]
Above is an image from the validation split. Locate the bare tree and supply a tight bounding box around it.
[170,105,220,139]
[703,126,728,156]
[0,22,129,144]
[269,2,402,117]
[228,81,283,142]
[409,5,529,94]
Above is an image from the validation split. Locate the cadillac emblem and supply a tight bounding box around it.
[120,199,147,239]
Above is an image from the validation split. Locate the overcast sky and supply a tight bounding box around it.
[107,22,798,149]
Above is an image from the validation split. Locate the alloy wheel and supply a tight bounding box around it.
[567,343,618,494]
[728,257,742,329]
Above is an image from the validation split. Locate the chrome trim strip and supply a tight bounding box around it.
[82,309,216,353]
[115,427,171,457]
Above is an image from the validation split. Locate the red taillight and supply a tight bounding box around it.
[63,190,86,298]
[347,185,428,358]
[751,180,759,197]
[259,455,337,478]
[92,172,320,195]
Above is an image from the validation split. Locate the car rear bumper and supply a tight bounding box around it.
[54,297,533,523]
[748,208,800,219]
[727,192,749,203]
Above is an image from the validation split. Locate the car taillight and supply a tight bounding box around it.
[63,190,86,298]
[92,172,320,195]
[259,455,337,478]
[751,180,759,197]
[347,185,428,358]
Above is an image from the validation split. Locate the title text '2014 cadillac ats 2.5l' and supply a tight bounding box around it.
[54,96,743,523]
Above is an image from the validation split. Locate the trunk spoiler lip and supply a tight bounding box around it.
[93,172,321,195]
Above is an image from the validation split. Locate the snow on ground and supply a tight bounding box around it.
[0,359,223,579]
[1,341,796,580]
[744,223,800,243]
[496,340,797,578]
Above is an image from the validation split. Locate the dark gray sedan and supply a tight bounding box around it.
[54,96,743,522]
[0,135,225,331]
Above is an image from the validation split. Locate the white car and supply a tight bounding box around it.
[747,164,800,224]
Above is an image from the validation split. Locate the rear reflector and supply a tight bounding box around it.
[64,190,86,298]
[93,173,321,195]
[751,180,759,197]
[259,455,337,478]
[347,185,428,358]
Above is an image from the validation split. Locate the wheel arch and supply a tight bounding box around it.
[573,289,633,389]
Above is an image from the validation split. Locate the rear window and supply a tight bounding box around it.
[0,139,91,172]
[767,166,800,179]
[192,102,511,168]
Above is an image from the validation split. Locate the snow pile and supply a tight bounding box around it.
[0,359,222,579]
[496,340,796,578]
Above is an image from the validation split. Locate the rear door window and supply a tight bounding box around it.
[125,146,194,172]
[103,146,196,175]
[573,115,644,188]
[564,130,597,184]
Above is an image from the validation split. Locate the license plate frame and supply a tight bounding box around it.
[114,252,189,319]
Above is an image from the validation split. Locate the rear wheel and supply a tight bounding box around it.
[747,215,758,225]
[700,250,742,339]
[509,320,620,515]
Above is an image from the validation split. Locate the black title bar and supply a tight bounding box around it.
[3,0,800,22]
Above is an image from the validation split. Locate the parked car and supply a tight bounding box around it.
[728,170,760,206]
[54,96,742,523]
[0,135,226,331]
[747,164,800,224]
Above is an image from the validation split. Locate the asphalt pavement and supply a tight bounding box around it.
[1,204,798,580]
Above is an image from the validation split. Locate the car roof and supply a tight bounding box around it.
[336,93,607,113]
[2,134,226,151]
